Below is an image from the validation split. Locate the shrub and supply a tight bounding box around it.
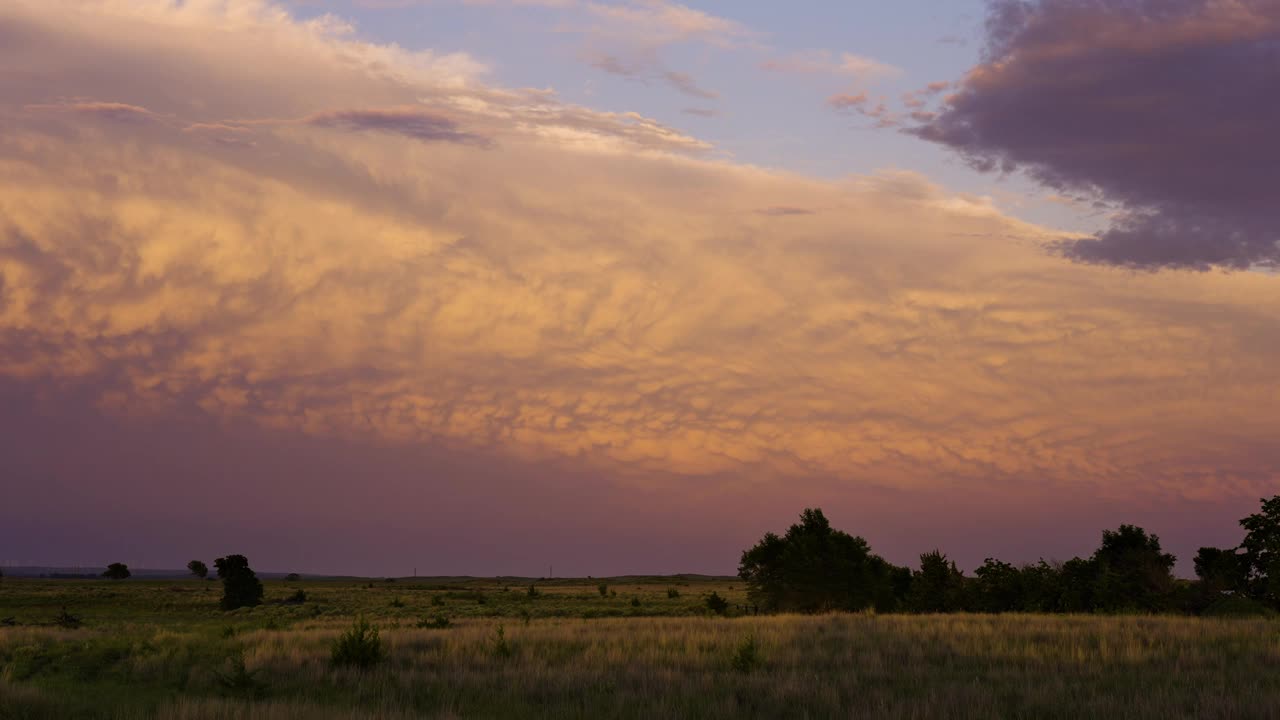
[331,617,384,669]
[416,615,451,629]
[53,607,82,629]
[490,624,513,658]
[598,583,609,597]
[705,591,729,616]
[285,573,301,582]
[527,584,541,598]
[102,563,131,580]
[431,595,445,607]
[390,597,405,608]
[284,589,306,604]
[215,649,265,698]
[187,561,208,580]
[486,622,512,655]
[630,597,641,607]
[667,588,680,599]
[215,555,264,611]
[731,634,761,673]
[1203,595,1276,618]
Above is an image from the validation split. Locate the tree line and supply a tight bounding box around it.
[739,497,1280,616]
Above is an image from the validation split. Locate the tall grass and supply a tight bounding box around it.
[3,613,1279,719]
[2,579,1279,719]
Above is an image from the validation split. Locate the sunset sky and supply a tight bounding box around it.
[2,0,1278,577]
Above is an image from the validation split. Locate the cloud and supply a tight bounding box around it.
[914,0,1280,270]
[305,107,490,145]
[662,70,717,100]
[24,101,157,123]
[582,0,750,48]
[681,107,719,118]
[3,0,1280,555]
[761,50,900,81]
[587,52,719,100]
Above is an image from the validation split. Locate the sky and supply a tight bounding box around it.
[1,0,1278,577]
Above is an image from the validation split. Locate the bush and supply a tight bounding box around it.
[705,592,729,616]
[53,607,82,629]
[215,555,264,611]
[285,573,301,582]
[431,595,445,607]
[598,583,609,597]
[667,588,680,599]
[416,615,452,629]
[102,563,130,580]
[630,597,640,607]
[390,597,405,608]
[527,584,541,598]
[1203,595,1276,618]
[490,624,513,658]
[731,634,761,673]
[331,617,384,669]
[284,589,306,604]
[215,649,265,698]
[187,561,208,580]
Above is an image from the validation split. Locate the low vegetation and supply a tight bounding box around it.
[2,495,1278,717]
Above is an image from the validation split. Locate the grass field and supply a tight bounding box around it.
[2,577,1278,719]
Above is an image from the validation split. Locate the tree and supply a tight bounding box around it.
[1239,495,1280,606]
[102,562,131,580]
[971,558,1024,613]
[1194,547,1245,596]
[214,554,263,610]
[1090,525,1176,612]
[906,551,967,613]
[187,560,208,579]
[739,508,900,613]
[1057,558,1097,612]
[1019,560,1066,612]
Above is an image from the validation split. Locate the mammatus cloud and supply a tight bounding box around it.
[915,0,1280,270]
[2,0,1280,533]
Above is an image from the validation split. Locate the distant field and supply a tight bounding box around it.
[2,578,1278,719]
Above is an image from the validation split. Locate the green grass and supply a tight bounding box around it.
[1,578,1278,719]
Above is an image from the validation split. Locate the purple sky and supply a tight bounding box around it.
[1,0,1277,576]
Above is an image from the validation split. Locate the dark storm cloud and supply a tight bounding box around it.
[915,0,1280,270]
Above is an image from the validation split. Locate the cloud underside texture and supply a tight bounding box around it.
[917,0,1280,270]
[1,0,1279,526]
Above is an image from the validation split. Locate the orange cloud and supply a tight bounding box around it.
[1,0,1278,511]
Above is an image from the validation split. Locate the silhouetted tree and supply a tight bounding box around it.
[188,560,208,579]
[1240,495,1280,606]
[215,554,263,610]
[1057,558,1097,612]
[102,562,131,580]
[285,573,301,582]
[906,551,967,613]
[1018,560,1066,612]
[971,558,1023,613]
[1090,525,1176,612]
[1194,547,1245,597]
[739,508,900,613]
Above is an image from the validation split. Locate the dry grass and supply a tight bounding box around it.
[2,579,1279,718]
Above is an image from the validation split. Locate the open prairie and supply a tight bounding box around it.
[2,578,1278,719]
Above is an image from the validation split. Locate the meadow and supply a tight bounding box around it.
[2,577,1279,719]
